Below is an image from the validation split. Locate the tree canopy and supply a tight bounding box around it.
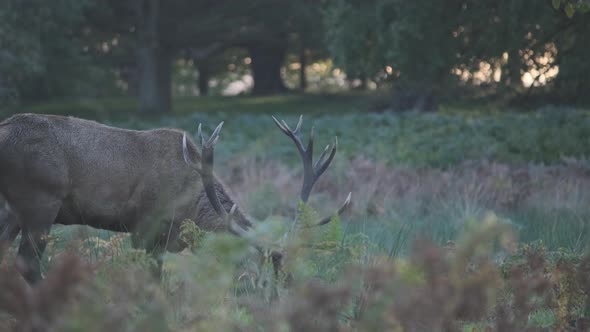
[1,0,589,111]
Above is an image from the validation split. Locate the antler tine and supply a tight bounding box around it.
[207,122,224,146]
[271,116,289,135]
[314,136,337,178]
[227,204,248,237]
[281,120,291,133]
[182,133,202,173]
[294,115,303,134]
[314,192,352,226]
[272,116,307,162]
[182,133,190,164]
[197,123,204,147]
[314,144,331,170]
[306,126,314,157]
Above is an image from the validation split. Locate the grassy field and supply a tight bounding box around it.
[10,94,590,250]
[9,94,590,167]
[1,95,590,331]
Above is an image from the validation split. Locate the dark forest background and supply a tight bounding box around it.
[2,0,590,113]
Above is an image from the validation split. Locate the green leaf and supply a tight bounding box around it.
[297,201,320,229]
[320,215,343,245]
[552,0,561,9]
[565,3,575,17]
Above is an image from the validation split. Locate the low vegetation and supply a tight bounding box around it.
[1,96,589,330]
[1,215,589,331]
[11,95,589,167]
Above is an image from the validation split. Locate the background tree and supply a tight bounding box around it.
[3,0,590,111]
[88,0,255,113]
[0,0,99,105]
[92,1,305,110]
[324,0,464,110]
[131,0,247,113]
[376,0,464,110]
[323,0,383,89]
[323,0,590,109]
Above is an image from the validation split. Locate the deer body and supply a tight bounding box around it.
[0,113,349,287]
[0,113,248,282]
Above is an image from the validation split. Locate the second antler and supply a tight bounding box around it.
[182,116,351,244]
[272,115,351,229]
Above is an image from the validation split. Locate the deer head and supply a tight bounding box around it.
[182,116,352,287]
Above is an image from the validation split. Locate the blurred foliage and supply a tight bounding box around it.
[322,0,383,84]
[179,219,208,252]
[2,216,589,330]
[552,0,590,17]
[0,0,118,105]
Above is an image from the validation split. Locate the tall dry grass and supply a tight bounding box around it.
[1,155,590,330]
[226,155,590,251]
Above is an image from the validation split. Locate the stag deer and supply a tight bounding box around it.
[0,113,350,283]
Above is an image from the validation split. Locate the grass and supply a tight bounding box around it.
[1,94,590,330]
[8,93,374,120]
[7,94,589,167]
[4,94,590,252]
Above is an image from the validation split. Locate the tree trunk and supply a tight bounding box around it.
[157,50,172,112]
[299,46,307,92]
[248,43,287,95]
[136,0,171,113]
[505,49,522,89]
[196,61,210,96]
[358,73,367,90]
[119,65,139,96]
[391,85,439,112]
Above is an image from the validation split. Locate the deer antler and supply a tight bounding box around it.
[182,123,248,238]
[182,118,350,296]
[316,192,352,226]
[272,115,352,228]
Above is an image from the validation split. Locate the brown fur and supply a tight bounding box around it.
[0,113,249,282]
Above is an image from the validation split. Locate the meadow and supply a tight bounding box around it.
[1,95,590,331]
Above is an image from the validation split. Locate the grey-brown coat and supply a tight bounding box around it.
[0,113,249,282]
